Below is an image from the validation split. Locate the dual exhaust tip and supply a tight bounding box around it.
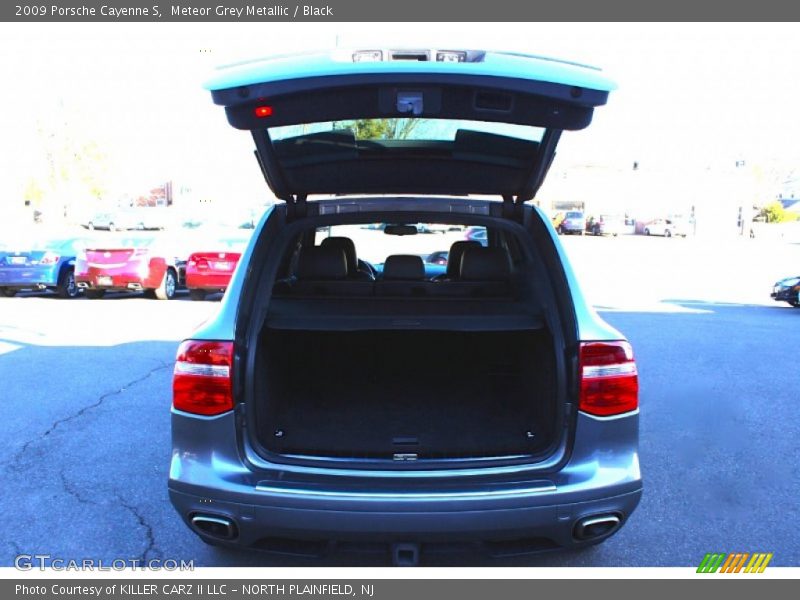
[190,514,238,540]
[573,514,621,541]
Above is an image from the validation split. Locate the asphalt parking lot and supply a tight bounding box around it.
[1,233,799,567]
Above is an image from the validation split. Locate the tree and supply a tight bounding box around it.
[758,200,799,223]
[345,118,424,140]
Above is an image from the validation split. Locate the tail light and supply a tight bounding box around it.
[40,252,60,265]
[579,341,638,417]
[173,340,234,416]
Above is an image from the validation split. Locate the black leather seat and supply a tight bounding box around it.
[376,254,428,297]
[291,246,373,296]
[429,247,512,297]
[432,240,481,281]
[320,236,375,281]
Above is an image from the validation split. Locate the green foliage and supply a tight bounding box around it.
[759,201,799,223]
[345,118,423,140]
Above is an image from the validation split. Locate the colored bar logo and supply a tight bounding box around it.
[697,552,773,573]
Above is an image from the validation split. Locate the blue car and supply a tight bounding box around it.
[0,237,85,298]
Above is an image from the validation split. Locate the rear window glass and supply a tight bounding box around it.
[314,224,487,267]
[269,118,545,143]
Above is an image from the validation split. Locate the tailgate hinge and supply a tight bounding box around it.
[286,194,308,221]
[502,194,524,222]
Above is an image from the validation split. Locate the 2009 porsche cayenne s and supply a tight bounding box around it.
[168,49,642,565]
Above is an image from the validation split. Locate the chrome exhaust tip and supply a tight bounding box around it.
[573,514,621,541]
[190,514,238,540]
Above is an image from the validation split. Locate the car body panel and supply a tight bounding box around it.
[206,50,617,95]
[74,237,185,293]
[169,51,640,555]
[644,217,691,237]
[207,50,616,200]
[588,214,625,236]
[0,238,84,293]
[770,276,800,306]
[559,211,585,234]
[185,251,243,291]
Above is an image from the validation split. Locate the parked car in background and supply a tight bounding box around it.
[129,207,170,230]
[770,276,800,307]
[169,49,640,563]
[558,211,586,235]
[0,237,85,298]
[74,235,185,299]
[587,214,626,236]
[425,250,449,265]
[185,236,250,301]
[643,217,691,237]
[82,211,136,231]
[464,226,489,246]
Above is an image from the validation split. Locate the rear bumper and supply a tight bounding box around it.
[771,289,798,302]
[169,411,642,549]
[75,265,162,290]
[186,272,233,290]
[0,265,60,288]
[169,486,641,548]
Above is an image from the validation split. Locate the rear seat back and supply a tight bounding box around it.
[275,246,514,299]
[430,246,512,297]
[376,255,428,297]
[291,246,373,296]
[320,236,374,281]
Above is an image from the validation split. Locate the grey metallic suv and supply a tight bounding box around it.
[168,49,641,565]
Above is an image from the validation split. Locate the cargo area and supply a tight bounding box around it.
[253,327,559,462]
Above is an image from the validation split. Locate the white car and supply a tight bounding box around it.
[643,218,691,237]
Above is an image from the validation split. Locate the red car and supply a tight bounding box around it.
[185,237,248,301]
[74,236,184,300]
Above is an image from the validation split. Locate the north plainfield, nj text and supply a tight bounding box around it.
[171,5,334,17]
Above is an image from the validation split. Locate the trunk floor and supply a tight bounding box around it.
[257,329,556,459]
[261,377,550,458]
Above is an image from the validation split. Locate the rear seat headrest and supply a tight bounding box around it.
[296,246,347,280]
[382,254,425,280]
[320,236,358,275]
[446,240,481,277]
[459,247,511,281]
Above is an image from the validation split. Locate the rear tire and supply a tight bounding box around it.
[189,289,206,301]
[154,268,177,300]
[1,287,17,297]
[665,229,672,238]
[644,228,650,236]
[56,269,79,299]
[84,289,106,300]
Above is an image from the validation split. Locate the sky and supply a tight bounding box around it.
[1,22,800,214]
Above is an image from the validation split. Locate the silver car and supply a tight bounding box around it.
[168,49,642,565]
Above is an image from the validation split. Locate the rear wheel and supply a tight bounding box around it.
[665,229,672,238]
[0,287,17,297]
[154,268,177,300]
[189,289,206,301]
[56,269,79,299]
[644,228,650,236]
[84,289,106,300]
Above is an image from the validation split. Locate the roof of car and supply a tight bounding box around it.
[204,49,617,94]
